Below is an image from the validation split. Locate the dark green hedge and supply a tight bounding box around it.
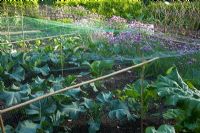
[55,0,143,20]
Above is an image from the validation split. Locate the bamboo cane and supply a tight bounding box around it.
[0,114,5,133]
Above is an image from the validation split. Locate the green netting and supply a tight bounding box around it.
[0,16,124,43]
[0,16,77,43]
[0,16,200,65]
[0,9,200,133]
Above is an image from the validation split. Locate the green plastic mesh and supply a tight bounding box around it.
[0,15,200,107]
[0,8,200,133]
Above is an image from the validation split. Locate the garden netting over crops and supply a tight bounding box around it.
[0,15,200,85]
[0,15,200,132]
[0,14,200,100]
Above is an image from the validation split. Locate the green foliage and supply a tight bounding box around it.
[115,80,158,115]
[15,120,40,133]
[109,100,134,121]
[26,96,57,121]
[81,97,95,109]
[64,88,82,100]
[0,1,200,130]
[96,91,113,103]
[145,124,175,133]
[54,0,200,33]
[48,110,65,127]
[0,125,14,133]
[61,102,85,119]
[84,60,114,77]
[2,0,199,34]
[155,67,200,132]
[33,65,50,76]
[0,84,30,106]
[1,0,40,17]
[5,66,25,82]
[57,18,74,23]
[81,97,102,132]
[88,120,100,133]
[143,1,200,33]
[56,0,142,19]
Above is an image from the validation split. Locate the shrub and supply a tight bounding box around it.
[143,1,200,33]
[0,0,40,17]
[55,0,200,34]
[55,0,143,20]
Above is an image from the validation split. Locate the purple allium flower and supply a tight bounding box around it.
[134,34,142,43]
[109,37,116,44]
[108,31,135,44]
[140,45,152,52]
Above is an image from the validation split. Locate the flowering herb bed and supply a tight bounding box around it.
[0,15,200,133]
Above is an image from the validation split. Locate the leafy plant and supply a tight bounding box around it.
[155,67,200,132]
[61,102,85,120]
[0,83,31,106]
[15,120,41,133]
[88,119,100,133]
[108,99,134,121]
[145,124,175,133]
[96,91,113,103]
[84,60,114,77]
[115,80,158,117]
[5,66,25,82]
[26,95,57,121]
[33,65,50,76]
[81,97,102,133]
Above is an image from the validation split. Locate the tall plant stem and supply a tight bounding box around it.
[140,55,146,133]
[60,40,64,76]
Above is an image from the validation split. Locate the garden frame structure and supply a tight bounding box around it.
[0,3,88,45]
[0,57,159,133]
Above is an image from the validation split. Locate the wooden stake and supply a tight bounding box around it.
[0,114,5,133]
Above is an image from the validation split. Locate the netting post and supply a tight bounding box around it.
[0,113,5,133]
[6,5,11,43]
[61,6,65,77]
[45,4,48,32]
[21,4,25,42]
[138,21,144,133]
[60,37,64,77]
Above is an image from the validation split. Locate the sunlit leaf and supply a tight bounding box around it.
[96,91,113,103]
[15,120,40,133]
[33,65,50,76]
[5,66,25,82]
[61,102,85,119]
[145,124,175,133]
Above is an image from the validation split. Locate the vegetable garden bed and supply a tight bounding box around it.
[0,15,200,133]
